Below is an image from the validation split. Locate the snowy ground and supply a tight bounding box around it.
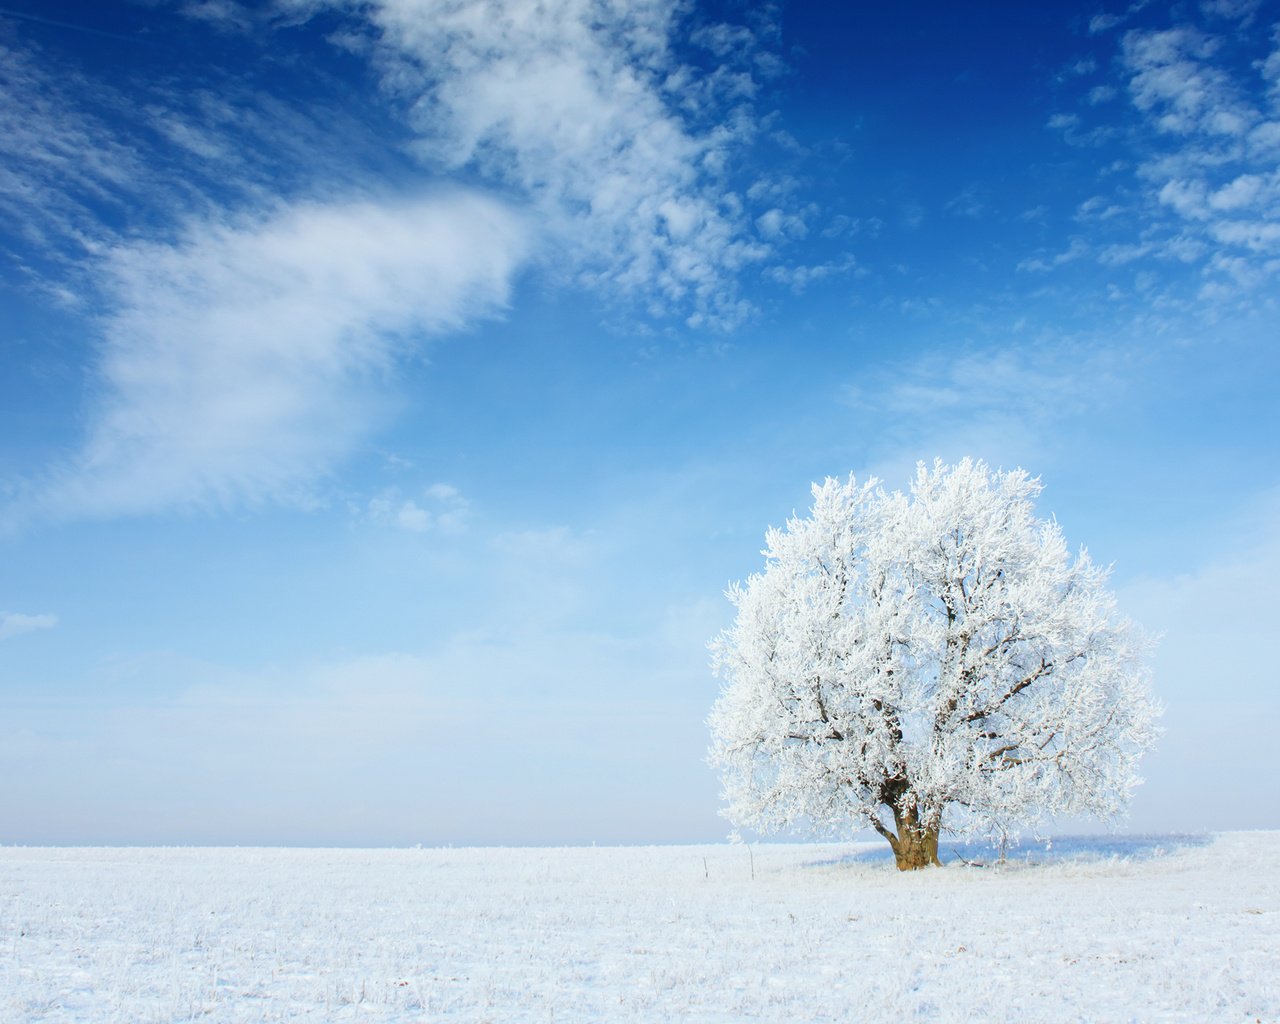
[1,832,1277,1023]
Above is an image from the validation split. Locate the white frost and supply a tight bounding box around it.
[0,835,1276,1021]
[709,459,1161,854]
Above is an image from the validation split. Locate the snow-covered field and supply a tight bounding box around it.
[2,833,1277,1023]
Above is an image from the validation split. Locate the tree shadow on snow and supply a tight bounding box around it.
[805,833,1214,870]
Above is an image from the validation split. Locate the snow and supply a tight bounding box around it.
[2,832,1277,1023]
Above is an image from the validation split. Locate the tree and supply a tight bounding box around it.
[708,458,1160,870]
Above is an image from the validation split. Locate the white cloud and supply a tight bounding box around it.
[299,0,772,327]
[1077,195,1125,220]
[945,184,988,219]
[0,30,397,272]
[1199,0,1262,22]
[763,254,858,293]
[367,482,470,533]
[1210,218,1280,248]
[0,37,142,265]
[1123,28,1241,135]
[1121,25,1280,237]
[838,340,1139,485]
[820,213,880,238]
[3,0,789,527]
[1088,0,1158,36]
[754,207,807,240]
[852,344,1111,421]
[1048,14,1280,311]
[0,612,58,641]
[15,193,527,521]
[1208,173,1267,210]
[1017,236,1090,272]
[179,0,255,32]
[1046,110,1115,147]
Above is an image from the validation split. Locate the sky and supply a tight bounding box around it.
[0,0,1277,846]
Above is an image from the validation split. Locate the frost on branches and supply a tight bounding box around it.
[708,459,1160,870]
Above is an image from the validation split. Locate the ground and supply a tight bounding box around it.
[1,832,1277,1022]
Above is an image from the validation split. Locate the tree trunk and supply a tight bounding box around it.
[885,802,942,871]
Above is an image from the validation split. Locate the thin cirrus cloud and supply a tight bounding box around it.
[0,35,142,270]
[366,483,470,534]
[0,611,58,641]
[17,192,527,523]
[839,341,1136,480]
[0,27,394,273]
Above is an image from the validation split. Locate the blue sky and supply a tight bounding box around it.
[1,0,1277,845]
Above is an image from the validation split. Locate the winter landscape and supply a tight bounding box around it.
[4,834,1277,1023]
[3,0,1279,1021]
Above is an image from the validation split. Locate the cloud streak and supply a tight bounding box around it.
[366,483,470,533]
[16,193,526,521]
[0,34,142,275]
[0,611,57,641]
[838,339,1140,485]
[0,24,401,277]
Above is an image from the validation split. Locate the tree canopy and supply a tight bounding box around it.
[709,458,1160,869]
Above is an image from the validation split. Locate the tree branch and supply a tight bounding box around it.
[866,812,899,850]
[965,658,1052,723]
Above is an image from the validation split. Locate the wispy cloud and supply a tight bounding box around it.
[1047,10,1280,313]
[1087,1,1154,36]
[12,193,526,522]
[178,0,256,32]
[763,254,859,293]
[4,0,784,524]
[0,611,57,641]
[365,483,470,533]
[848,343,1117,422]
[840,339,1137,478]
[945,184,989,219]
[1017,236,1091,272]
[1199,0,1263,25]
[0,19,410,283]
[294,0,774,328]
[0,34,142,272]
[1121,20,1280,299]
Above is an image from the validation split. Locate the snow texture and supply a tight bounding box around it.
[2,832,1277,1022]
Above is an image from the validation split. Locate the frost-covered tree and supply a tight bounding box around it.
[709,459,1160,870]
